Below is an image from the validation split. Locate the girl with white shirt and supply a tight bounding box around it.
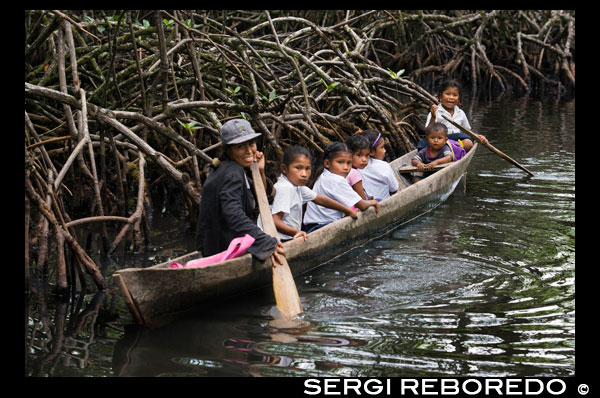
[360,129,399,202]
[303,142,380,234]
[262,146,358,241]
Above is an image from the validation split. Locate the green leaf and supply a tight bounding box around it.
[226,86,241,95]
[321,79,340,91]
[176,119,201,131]
[389,69,405,79]
[269,89,277,102]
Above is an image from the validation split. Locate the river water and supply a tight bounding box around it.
[25,95,575,378]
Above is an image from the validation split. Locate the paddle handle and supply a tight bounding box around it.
[250,162,279,238]
[441,115,534,176]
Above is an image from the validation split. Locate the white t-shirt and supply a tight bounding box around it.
[303,169,361,225]
[259,174,316,240]
[360,158,399,202]
[425,104,471,134]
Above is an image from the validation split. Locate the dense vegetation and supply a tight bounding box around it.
[25,10,575,292]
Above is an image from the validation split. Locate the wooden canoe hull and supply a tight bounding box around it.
[114,145,477,326]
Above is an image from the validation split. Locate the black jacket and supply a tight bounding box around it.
[195,160,277,262]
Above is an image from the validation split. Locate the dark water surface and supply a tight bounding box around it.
[25,96,575,377]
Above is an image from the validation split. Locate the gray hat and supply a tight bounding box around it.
[220,119,261,145]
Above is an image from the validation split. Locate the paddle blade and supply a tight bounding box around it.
[272,258,303,319]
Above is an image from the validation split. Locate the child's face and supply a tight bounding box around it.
[439,86,460,111]
[426,129,448,151]
[282,154,311,186]
[370,138,386,160]
[352,148,370,169]
[324,152,353,178]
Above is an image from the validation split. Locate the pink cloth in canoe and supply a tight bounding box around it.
[169,234,255,268]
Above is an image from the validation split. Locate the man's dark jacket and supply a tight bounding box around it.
[195,160,277,262]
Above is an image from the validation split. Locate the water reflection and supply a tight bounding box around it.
[111,310,367,377]
[26,290,113,376]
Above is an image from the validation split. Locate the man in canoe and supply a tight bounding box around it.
[195,119,285,264]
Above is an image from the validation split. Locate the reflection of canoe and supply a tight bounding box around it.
[112,316,264,376]
[114,144,478,326]
[112,313,365,376]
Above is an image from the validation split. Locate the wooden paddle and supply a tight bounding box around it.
[441,115,534,176]
[249,162,303,319]
[398,163,451,174]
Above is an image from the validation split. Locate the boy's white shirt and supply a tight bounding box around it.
[426,104,471,134]
[303,169,361,226]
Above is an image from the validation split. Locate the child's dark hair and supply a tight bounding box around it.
[361,129,383,149]
[426,122,448,137]
[324,141,351,161]
[308,141,351,188]
[438,78,462,100]
[345,134,370,153]
[282,145,312,166]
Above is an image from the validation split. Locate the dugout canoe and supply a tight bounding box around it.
[114,144,478,326]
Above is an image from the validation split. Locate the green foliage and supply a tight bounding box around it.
[259,89,282,103]
[226,86,241,95]
[321,79,340,91]
[176,119,201,132]
[388,69,405,79]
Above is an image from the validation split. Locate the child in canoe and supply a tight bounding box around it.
[411,122,457,183]
[358,129,399,202]
[262,145,358,242]
[345,134,370,201]
[303,142,380,233]
[423,78,488,151]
